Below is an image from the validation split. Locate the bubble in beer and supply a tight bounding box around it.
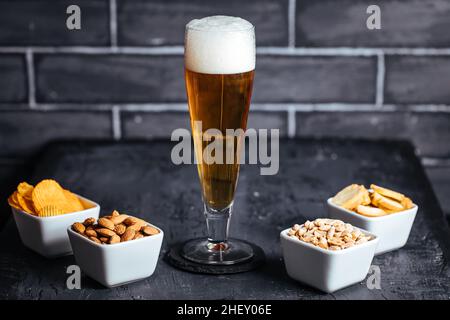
[185,16,255,75]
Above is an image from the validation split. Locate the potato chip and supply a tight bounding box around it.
[356,205,388,217]
[17,182,34,200]
[361,186,371,205]
[38,205,65,217]
[63,189,85,213]
[332,184,366,210]
[370,184,405,202]
[32,179,68,214]
[371,191,404,212]
[16,192,35,214]
[401,197,414,210]
[12,191,20,205]
[7,193,21,210]
[370,190,383,207]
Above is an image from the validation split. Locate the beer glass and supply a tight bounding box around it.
[183,16,255,265]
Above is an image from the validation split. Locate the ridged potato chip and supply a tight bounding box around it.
[8,179,87,217]
[17,182,34,200]
[7,193,21,210]
[32,179,67,214]
[63,189,85,213]
[16,192,35,214]
[38,205,65,217]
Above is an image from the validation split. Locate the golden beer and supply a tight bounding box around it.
[185,69,254,210]
[181,15,256,265]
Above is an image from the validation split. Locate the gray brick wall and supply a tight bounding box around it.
[0,0,449,216]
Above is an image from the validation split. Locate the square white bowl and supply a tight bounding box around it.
[327,198,417,255]
[67,223,164,288]
[11,195,100,258]
[280,227,379,293]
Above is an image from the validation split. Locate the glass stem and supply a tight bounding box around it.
[205,203,232,247]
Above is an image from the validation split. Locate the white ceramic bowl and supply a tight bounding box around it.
[327,198,417,255]
[11,195,100,258]
[67,223,164,288]
[280,227,379,293]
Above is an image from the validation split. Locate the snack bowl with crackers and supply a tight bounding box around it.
[327,184,418,255]
[8,179,100,258]
[280,219,379,293]
[67,211,163,288]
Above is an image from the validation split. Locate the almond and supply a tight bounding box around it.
[85,227,97,237]
[111,210,120,217]
[121,228,136,242]
[98,217,115,230]
[123,217,139,226]
[126,223,146,232]
[99,237,109,243]
[110,214,129,225]
[124,216,147,226]
[96,228,116,237]
[72,222,85,234]
[83,217,96,226]
[114,223,126,235]
[89,236,101,244]
[134,232,144,240]
[109,234,120,244]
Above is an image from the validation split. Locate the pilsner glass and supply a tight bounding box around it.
[182,16,255,264]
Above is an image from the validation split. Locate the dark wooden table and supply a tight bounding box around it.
[1,139,449,299]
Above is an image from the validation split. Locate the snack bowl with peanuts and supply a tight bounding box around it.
[67,211,164,288]
[280,219,379,293]
[8,180,100,258]
[327,184,418,255]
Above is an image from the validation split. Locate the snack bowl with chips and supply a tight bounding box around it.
[11,195,100,258]
[9,180,100,257]
[280,219,379,293]
[327,198,417,255]
[67,216,164,288]
[11,194,100,258]
[327,184,417,255]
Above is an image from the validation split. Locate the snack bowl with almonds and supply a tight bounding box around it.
[9,180,100,258]
[67,212,164,288]
[327,184,418,255]
[280,219,379,293]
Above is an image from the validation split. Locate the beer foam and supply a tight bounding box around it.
[185,16,255,74]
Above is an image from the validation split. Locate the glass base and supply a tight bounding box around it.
[181,238,254,265]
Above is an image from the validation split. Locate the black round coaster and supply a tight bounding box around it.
[164,239,266,275]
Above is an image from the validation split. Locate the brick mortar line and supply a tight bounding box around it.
[25,49,36,108]
[287,106,296,138]
[0,155,448,167]
[422,158,450,167]
[2,47,450,56]
[288,0,296,48]
[112,105,121,140]
[2,103,450,113]
[375,53,385,107]
[109,0,118,48]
